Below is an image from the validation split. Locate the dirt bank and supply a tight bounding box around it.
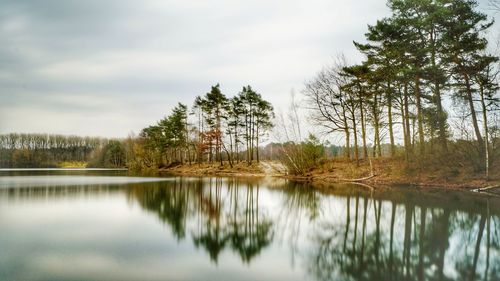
[159,159,500,191]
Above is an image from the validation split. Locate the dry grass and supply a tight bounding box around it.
[158,156,500,190]
[161,161,266,177]
[306,156,500,189]
[57,161,87,168]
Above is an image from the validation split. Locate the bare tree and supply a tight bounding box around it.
[303,55,353,159]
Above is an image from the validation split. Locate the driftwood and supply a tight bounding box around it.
[472,184,500,199]
[314,173,377,183]
[338,174,376,183]
[474,184,500,193]
[312,174,376,191]
[337,157,376,183]
[350,181,376,191]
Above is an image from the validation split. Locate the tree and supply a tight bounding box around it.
[226,96,245,163]
[440,0,494,158]
[474,56,500,177]
[205,84,229,166]
[342,64,371,162]
[238,86,274,164]
[304,56,353,159]
[104,140,126,167]
[254,96,274,162]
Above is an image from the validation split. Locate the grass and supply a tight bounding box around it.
[57,161,87,168]
[306,156,500,189]
[161,161,266,176]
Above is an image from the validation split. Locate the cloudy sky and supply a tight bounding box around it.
[0,0,496,138]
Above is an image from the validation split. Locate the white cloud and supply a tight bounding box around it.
[2,0,494,138]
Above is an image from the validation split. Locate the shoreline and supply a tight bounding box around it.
[158,161,500,192]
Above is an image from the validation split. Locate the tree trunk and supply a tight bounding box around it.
[480,84,490,178]
[401,97,408,161]
[229,129,234,164]
[256,125,260,163]
[344,109,351,159]
[351,106,359,166]
[415,75,425,155]
[235,125,239,163]
[431,27,448,153]
[465,75,484,153]
[404,82,412,160]
[246,113,251,165]
[250,111,255,162]
[360,99,368,159]
[344,127,351,159]
[222,141,233,168]
[387,83,395,157]
[374,93,382,157]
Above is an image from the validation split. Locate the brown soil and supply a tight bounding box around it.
[159,161,268,177]
[159,158,500,191]
[283,157,500,190]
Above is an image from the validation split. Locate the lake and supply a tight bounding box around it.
[0,169,498,281]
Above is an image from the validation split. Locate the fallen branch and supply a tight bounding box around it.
[350,182,375,191]
[338,174,377,183]
[308,174,376,190]
[473,184,500,193]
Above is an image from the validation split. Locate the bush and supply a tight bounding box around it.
[279,134,324,175]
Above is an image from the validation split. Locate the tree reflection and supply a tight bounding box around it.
[130,178,190,240]
[128,177,273,264]
[4,175,500,280]
[127,179,500,280]
[227,181,273,263]
[192,178,227,263]
[309,192,500,281]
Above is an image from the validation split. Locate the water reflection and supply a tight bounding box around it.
[127,178,500,280]
[308,191,500,281]
[1,174,499,281]
[129,178,274,264]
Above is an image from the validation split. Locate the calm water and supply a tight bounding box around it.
[0,170,499,281]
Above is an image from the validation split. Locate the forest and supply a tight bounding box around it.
[0,133,125,168]
[301,0,500,178]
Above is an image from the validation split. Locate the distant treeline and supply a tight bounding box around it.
[0,133,125,168]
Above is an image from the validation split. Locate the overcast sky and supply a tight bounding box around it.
[0,0,496,138]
